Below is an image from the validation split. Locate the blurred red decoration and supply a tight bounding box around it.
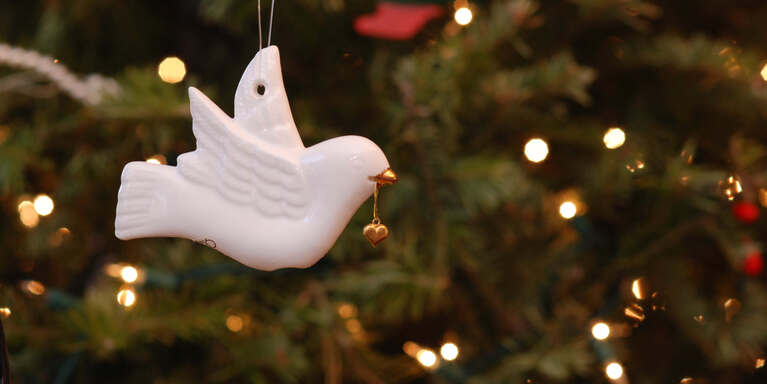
[732,201,760,223]
[743,251,764,276]
[354,2,445,40]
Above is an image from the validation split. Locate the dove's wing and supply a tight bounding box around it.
[178,87,310,219]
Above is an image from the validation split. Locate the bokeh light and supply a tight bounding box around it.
[226,315,244,332]
[761,63,767,82]
[158,57,186,84]
[605,362,624,380]
[416,349,438,368]
[603,127,626,149]
[33,194,54,216]
[591,322,610,340]
[440,342,459,361]
[120,265,139,283]
[145,154,167,165]
[0,308,10,318]
[524,138,549,163]
[22,280,46,296]
[117,288,136,307]
[559,201,577,219]
[632,278,645,300]
[454,7,473,25]
[18,200,39,228]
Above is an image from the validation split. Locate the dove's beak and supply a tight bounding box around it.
[372,168,398,186]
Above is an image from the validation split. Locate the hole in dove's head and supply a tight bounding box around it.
[255,83,266,96]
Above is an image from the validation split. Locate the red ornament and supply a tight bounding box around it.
[732,201,760,223]
[354,2,445,40]
[743,251,764,276]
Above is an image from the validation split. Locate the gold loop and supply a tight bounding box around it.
[371,217,381,225]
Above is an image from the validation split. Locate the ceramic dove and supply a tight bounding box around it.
[115,46,396,271]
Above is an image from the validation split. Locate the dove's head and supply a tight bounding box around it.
[304,135,396,212]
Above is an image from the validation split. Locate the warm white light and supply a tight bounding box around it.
[17,201,39,228]
[440,342,459,361]
[33,194,54,216]
[226,315,244,332]
[632,278,644,300]
[454,7,473,25]
[158,57,187,84]
[120,266,139,283]
[416,349,438,368]
[761,63,767,82]
[0,308,10,318]
[559,201,577,219]
[603,128,626,149]
[591,322,610,340]
[605,362,624,380]
[145,154,166,165]
[524,138,549,163]
[117,288,136,307]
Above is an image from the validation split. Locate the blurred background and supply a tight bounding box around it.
[2,0,767,383]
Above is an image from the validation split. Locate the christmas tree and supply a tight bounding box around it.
[2,0,767,382]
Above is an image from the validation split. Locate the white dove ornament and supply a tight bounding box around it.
[115,46,397,271]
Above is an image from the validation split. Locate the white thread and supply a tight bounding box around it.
[268,0,276,46]
[258,0,263,51]
[0,43,119,105]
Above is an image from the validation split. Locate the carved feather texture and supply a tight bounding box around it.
[178,87,310,219]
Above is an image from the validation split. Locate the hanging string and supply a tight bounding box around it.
[257,0,263,51]
[268,0,276,46]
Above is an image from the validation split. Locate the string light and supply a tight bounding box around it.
[226,315,244,332]
[337,303,357,319]
[454,7,473,26]
[440,342,459,361]
[0,308,10,318]
[624,303,645,322]
[605,362,624,380]
[116,287,136,307]
[17,200,39,228]
[591,322,610,340]
[631,278,645,300]
[761,63,767,82]
[33,194,54,216]
[603,127,626,149]
[416,349,438,368]
[145,154,167,165]
[559,201,577,219]
[120,265,139,283]
[49,227,71,247]
[22,280,46,296]
[720,175,742,201]
[756,358,765,369]
[346,319,363,334]
[158,57,186,84]
[524,138,549,163]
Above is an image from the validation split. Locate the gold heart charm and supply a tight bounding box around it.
[363,222,389,247]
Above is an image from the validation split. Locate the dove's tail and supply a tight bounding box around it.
[115,161,174,240]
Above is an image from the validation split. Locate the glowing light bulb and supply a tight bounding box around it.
[145,154,167,165]
[591,322,610,340]
[17,201,39,228]
[605,362,624,380]
[603,127,626,149]
[22,280,46,296]
[454,7,473,25]
[524,138,549,163]
[120,266,139,283]
[416,349,438,368]
[632,278,644,300]
[158,57,187,84]
[440,342,459,361]
[559,201,577,219]
[226,315,244,332]
[0,308,10,318]
[33,194,54,216]
[117,288,136,307]
[337,303,357,319]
